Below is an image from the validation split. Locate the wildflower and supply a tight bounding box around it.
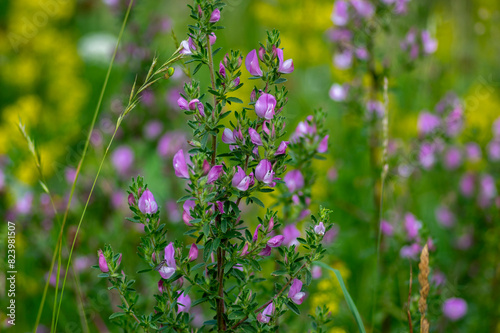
[249,128,263,146]
[98,249,109,273]
[207,165,223,184]
[275,141,289,155]
[253,224,262,242]
[188,244,198,261]
[259,245,272,257]
[177,291,192,313]
[188,99,205,117]
[177,96,189,110]
[444,147,462,170]
[158,279,165,293]
[245,49,263,76]
[380,220,394,236]
[404,213,421,240]
[351,0,374,18]
[159,243,176,279]
[173,149,190,179]
[182,200,196,226]
[255,159,275,185]
[288,279,306,305]
[419,143,436,169]
[219,61,226,77]
[417,112,441,135]
[255,93,277,119]
[284,170,304,192]
[399,243,421,259]
[209,32,217,45]
[240,243,249,256]
[460,173,475,197]
[435,206,455,228]
[127,193,136,206]
[331,0,349,26]
[443,298,467,321]
[333,49,353,69]
[180,37,196,55]
[329,83,348,101]
[283,224,301,246]
[111,146,134,175]
[209,8,221,23]
[314,222,325,235]
[276,48,294,74]
[267,235,284,248]
[421,30,438,54]
[257,302,275,324]
[222,128,236,144]
[268,217,274,231]
[488,140,500,161]
[317,135,329,153]
[465,142,481,162]
[138,189,158,214]
[232,166,252,191]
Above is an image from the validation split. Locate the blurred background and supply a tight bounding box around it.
[0,0,499,332]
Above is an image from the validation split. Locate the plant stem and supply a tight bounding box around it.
[206,32,218,166]
[407,263,413,333]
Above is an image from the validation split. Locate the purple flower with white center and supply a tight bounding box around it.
[294,120,316,138]
[465,142,481,162]
[284,170,304,192]
[188,244,198,262]
[257,302,275,324]
[443,298,467,321]
[399,243,421,259]
[314,222,325,235]
[180,38,196,55]
[488,140,500,161]
[444,147,462,170]
[283,224,301,246]
[209,8,220,23]
[276,48,294,74]
[351,0,374,17]
[331,0,349,26]
[288,279,306,305]
[421,30,438,54]
[255,93,277,119]
[173,149,190,179]
[380,220,394,236]
[329,83,348,101]
[177,291,191,313]
[111,146,134,175]
[435,205,455,228]
[207,165,223,184]
[249,128,263,146]
[267,235,284,248]
[259,245,272,257]
[222,128,236,144]
[460,173,475,197]
[275,141,289,155]
[417,112,441,135]
[245,49,263,76]
[98,249,109,273]
[404,213,421,240]
[255,159,275,185]
[159,243,176,279]
[138,189,158,214]
[333,49,353,69]
[318,135,329,153]
[419,143,436,169]
[232,166,252,191]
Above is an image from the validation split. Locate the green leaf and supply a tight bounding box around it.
[250,196,265,208]
[285,300,300,315]
[274,78,287,84]
[313,261,366,333]
[227,97,243,104]
[109,312,125,319]
[137,268,152,274]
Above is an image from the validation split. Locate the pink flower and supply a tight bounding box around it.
[180,38,196,55]
[173,149,190,179]
[177,291,192,313]
[276,48,294,74]
[404,213,421,240]
[255,93,277,119]
[138,189,158,214]
[400,243,421,259]
[159,243,176,279]
[267,235,284,248]
[284,170,304,192]
[444,147,462,170]
[232,166,252,191]
[380,220,394,236]
[488,140,500,161]
[317,135,329,153]
[207,165,223,184]
[257,302,275,324]
[245,49,263,76]
[351,0,374,18]
[333,49,353,69]
[435,206,455,228]
[253,223,262,243]
[188,99,205,117]
[209,8,221,23]
[177,96,189,110]
[288,279,306,305]
[331,0,349,26]
[111,146,134,175]
[259,245,272,257]
[421,30,438,54]
[419,143,436,169]
[329,83,348,101]
[188,244,198,262]
[255,159,275,185]
[283,224,301,246]
[248,128,263,146]
[222,128,237,144]
[98,249,109,273]
[460,173,475,197]
[314,222,325,235]
[417,112,441,135]
[275,141,289,155]
[465,142,481,162]
[443,298,467,321]
[183,200,196,226]
[209,32,216,45]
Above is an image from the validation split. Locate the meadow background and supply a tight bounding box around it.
[0,0,499,332]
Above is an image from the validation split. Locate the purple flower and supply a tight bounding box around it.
[209,32,216,45]
[138,189,158,214]
[98,249,109,273]
[253,223,262,242]
[419,143,436,169]
[222,128,236,144]
[16,192,33,214]
[255,93,277,120]
[421,30,438,54]
[444,147,462,170]
[207,165,223,184]
[331,0,349,26]
[209,8,221,23]
[240,243,249,256]
[188,244,198,262]
[380,220,394,236]
[367,100,384,118]
[180,38,196,55]
[465,142,481,162]
[399,243,421,259]
[177,291,192,313]
[329,83,348,101]
[182,200,196,226]
[435,206,455,228]
[445,107,464,137]
[178,96,189,110]
[443,298,467,321]
[275,141,289,155]
[488,140,500,161]
[257,302,275,324]
[159,243,176,279]
[128,193,136,206]
[284,170,304,192]
[351,0,374,17]
[259,245,272,257]
[267,235,284,248]
[232,166,252,191]
[219,61,226,78]
[480,174,496,200]
[188,99,205,117]
[249,128,263,146]
[355,47,369,60]
[318,135,329,153]
[158,279,165,293]
[255,159,275,185]
[283,224,301,246]
[328,28,352,41]
[288,279,306,305]
[276,48,294,74]
[111,146,134,175]
[404,213,421,240]
[173,149,190,179]
[460,173,475,197]
[245,49,263,76]
[144,121,163,140]
[314,222,325,235]
[417,112,441,135]
[333,49,353,69]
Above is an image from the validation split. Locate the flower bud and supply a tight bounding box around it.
[127,193,136,206]
[267,235,284,248]
[207,165,224,184]
[202,159,211,176]
[138,189,158,214]
[188,244,198,261]
[209,8,221,23]
[98,249,109,273]
[258,46,266,61]
[314,222,326,235]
